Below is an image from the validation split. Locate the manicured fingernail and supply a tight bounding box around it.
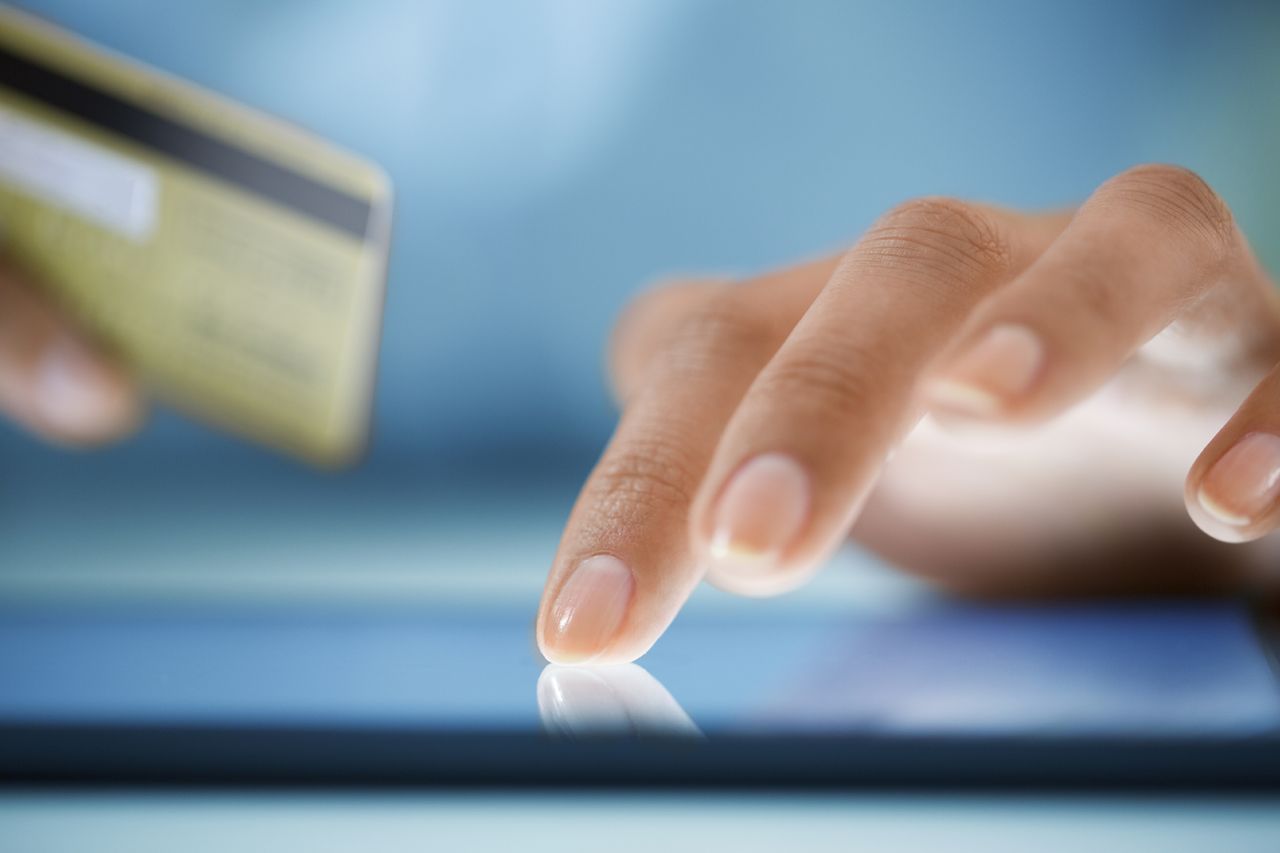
[542,554,634,664]
[708,453,810,574]
[926,324,1044,416]
[1198,432,1280,528]
[36,335,127,435]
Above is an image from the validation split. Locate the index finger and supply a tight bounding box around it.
[535,258,838,664]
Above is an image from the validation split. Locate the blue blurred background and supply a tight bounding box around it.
[5,0,1280,470]
[6,6,1280,844]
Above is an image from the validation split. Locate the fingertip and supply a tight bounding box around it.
[696,452,817,597]
[537,635,647,667]
[704,561,818,597]
[1187,491,1262,544]
[1186,432,1280,544]
[923,378,1005,418]
[537,554,636,665]
[1187,496,1258,544]
[923,323,1046,421]
[32,333,144,445]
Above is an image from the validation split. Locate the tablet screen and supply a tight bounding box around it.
[3,598,1278,739]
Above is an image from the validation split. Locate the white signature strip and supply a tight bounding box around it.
[0,101,157,242]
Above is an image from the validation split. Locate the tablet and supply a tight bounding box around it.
[3,592,1279,789]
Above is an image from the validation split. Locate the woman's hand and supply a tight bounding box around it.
[537,164,1280,664]
[0,259,141,444]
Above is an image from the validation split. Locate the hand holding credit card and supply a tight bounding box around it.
[0,8,391,465]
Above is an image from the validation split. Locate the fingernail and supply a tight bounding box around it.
[1198,432,1280,528]
[926,323,1044,416]
[36,335,127,435]
[542,554,634,664]
[708,452,810,574]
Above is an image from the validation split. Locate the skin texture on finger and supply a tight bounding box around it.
[1187,361,1280,545]
[607,278,726,404]
[926,165,1280,425]
[0,261,143,445]
[608,259,842,403]
[536,259,841,664]
[689,200,1066,594]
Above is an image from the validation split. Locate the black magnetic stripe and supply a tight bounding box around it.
[0,42,372,238]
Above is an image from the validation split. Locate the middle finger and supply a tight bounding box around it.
[690,199,1061,594]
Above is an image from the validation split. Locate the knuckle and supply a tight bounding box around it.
[609,279,738,396]
[855,196,1014,286]
[588,436,701,522]
[609,284,685,384]
[1104,164,1235,258]
[659,293,779,378]
[611,285,668,348]
[755,344,891,422]
[612,278,717,345]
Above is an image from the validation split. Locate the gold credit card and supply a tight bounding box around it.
[0,8,392,465]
